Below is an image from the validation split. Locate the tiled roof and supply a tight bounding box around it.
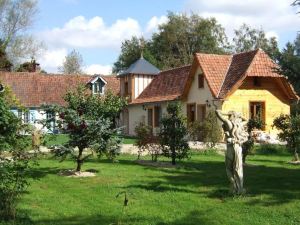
[119,57,160,76]
[131,65,191,104]
[195,53,232,97]
[217,49,258,98]
[0,72,120,107]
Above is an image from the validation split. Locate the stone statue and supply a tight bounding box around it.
[215,110,248,195]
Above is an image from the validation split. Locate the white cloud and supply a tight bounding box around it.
[184,0,299,43]
[84,64,112,75]
[145,16,168,34]
[40,16,142,49]
[38,48,67,73]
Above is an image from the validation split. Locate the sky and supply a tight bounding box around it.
[33,0,300,75]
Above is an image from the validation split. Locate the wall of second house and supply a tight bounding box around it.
[182,67,222,118]
[222,77,291,134]
[126,102,168,136]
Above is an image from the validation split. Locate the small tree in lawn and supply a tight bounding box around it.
[273,114,300,162]
[159,102,189,165]
[202,110,222,148]
[44,85,127,172]
[0,85,32,221]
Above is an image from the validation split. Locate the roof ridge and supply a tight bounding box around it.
[217,55,233,98]
[195,52,231,57]
[160,64,191,73]
[232,48,260,57]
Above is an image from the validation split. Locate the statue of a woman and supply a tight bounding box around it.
[215,110,248,195]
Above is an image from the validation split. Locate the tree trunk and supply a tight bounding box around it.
[76,147,83,172]
[171,148,176,165]
[294,149,299,162]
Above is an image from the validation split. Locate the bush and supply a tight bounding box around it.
[242,117,263,162]
[273,114,300,161]
[0,87,32,221]
[254,144,288,155]
[188,121,203,141]
[134,122,160,161]
[202,111,222,148]
[159,102,189,165]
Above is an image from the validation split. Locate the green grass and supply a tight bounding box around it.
[44,134,70,147]
[122,136,137,144]
[3,152,300,225]
[43,134,137,146]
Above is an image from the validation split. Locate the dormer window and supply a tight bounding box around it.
[89,76,107,95]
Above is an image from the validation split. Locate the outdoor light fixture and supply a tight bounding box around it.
[142,104,147,111]
[206,100,211,108]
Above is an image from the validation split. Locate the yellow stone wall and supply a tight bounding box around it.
[222,77,291,134]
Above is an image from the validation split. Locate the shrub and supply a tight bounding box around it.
[242,117,263,162]
[188,121,203,142]
[0,87,32,221]
[159,102,189,165]
[134,122,160,161]
[273,114,300,161]
[202,111,222,148]
[254,144,288,155]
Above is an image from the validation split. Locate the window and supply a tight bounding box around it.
[250,101,265,129]
[197,104,206,122]
[23,111,30,123]
[92,80,105,94]
[124,81,129,96]
[187,103,196,123]
[198,74,204,88]
[253,77,261,87]
[154,106,161,127]
[18,110,22,119]
[46,111,55,120]
[148,108,153,127]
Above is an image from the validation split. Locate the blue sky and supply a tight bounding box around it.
[33,0,300,74]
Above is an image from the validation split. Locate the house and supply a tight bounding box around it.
[119,49,298,136]
[0,72,119,132]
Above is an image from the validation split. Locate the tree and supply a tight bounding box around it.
[277,37,300,95]
[44,86,127,172]
[232,23,280,60]
[0,86,32,220]
[0,44,12,71]
[114,13,229,71]
[202,110,222,148]
[0,0,43,65]
[58,49,84,75]
[113,37,158,73]
[16,58,39,72]
[159,102,189,165]
[150,13,230,69]
[273,114,300,162]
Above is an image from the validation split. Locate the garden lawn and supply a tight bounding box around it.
[5,153,300,225]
